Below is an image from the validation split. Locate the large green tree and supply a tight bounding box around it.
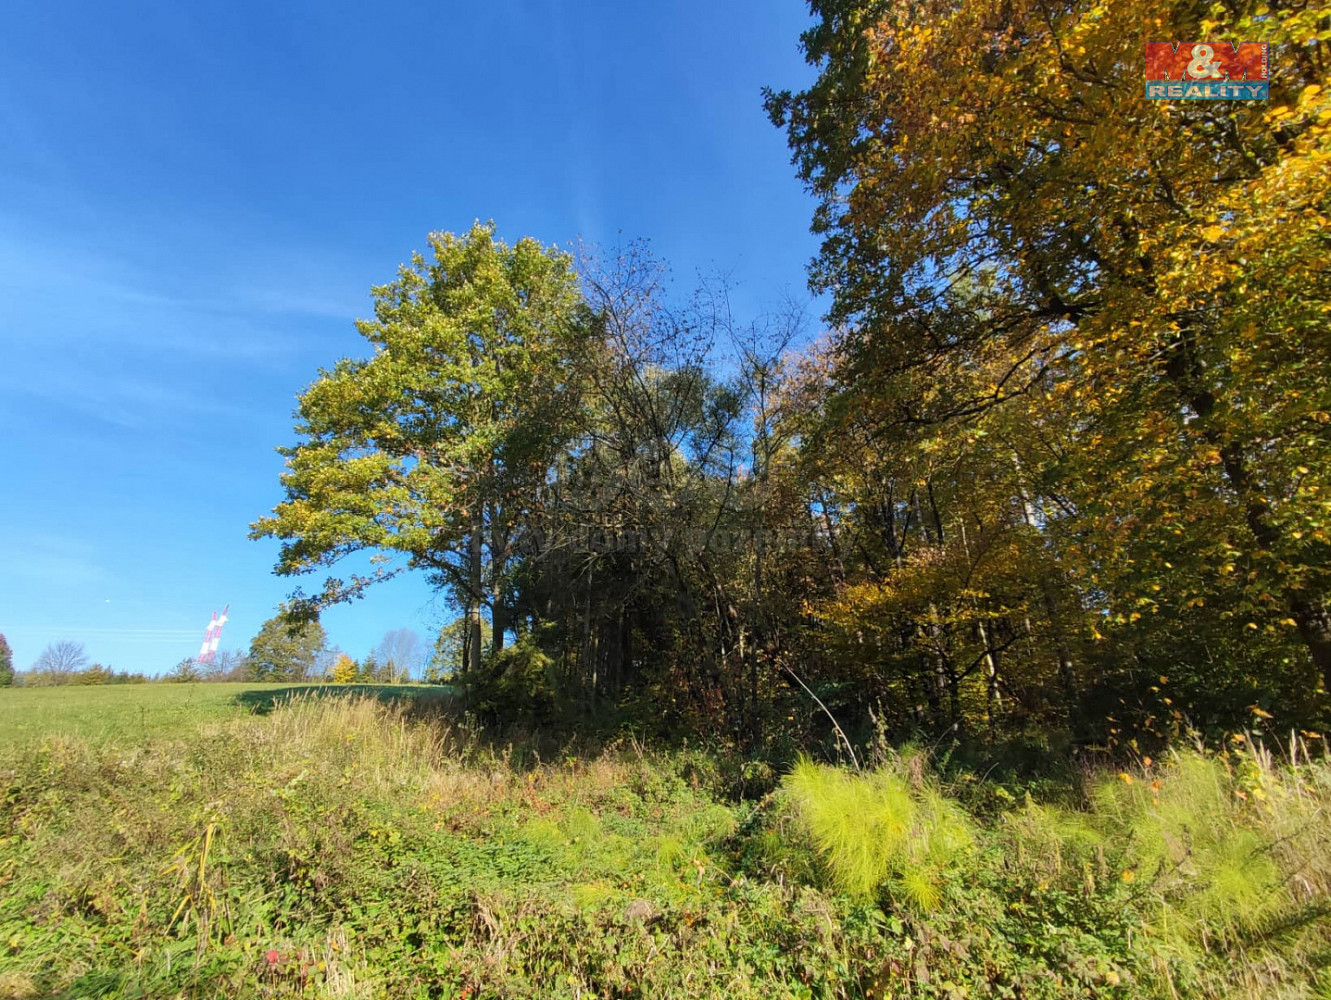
[247,607,328,682]
[0,633,13,687]
[251,223,592,674]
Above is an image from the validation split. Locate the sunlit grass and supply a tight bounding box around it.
[0,682,261,744]
[1,691,1328,998]
[781,756,974,909]
[0,681,452,745]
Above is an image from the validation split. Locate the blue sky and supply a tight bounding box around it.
[0,0,822,675]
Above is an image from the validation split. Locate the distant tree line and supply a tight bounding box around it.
[8,640,151,687]
[240,606,425,684]
[0,618,426,688]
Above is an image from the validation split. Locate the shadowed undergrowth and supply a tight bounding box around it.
[1,696,1328,999]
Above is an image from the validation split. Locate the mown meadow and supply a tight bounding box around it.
[0,684,451,747]
[2,688,1328,999]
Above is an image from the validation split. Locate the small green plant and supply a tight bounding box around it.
[780,757,974,909]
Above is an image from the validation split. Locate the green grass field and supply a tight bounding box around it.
[0,683,262,745]
[0,682,455,745]
[1,687,1328,999]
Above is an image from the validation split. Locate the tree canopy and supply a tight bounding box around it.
[251,222,592,675]
[247,607,328,682]
[764,0,1331,731]
[255,6,1329,745]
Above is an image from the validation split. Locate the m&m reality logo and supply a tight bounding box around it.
[1145,42,1269,100]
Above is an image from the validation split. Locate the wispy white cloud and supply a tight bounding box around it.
[0,533,110,590]
[0,212,376,430]
[4,370,258,430]
[0,219,368,361]
[0,625,199,645]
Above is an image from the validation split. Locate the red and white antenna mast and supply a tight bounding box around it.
[196,604,229,664]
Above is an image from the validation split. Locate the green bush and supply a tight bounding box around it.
[464,641,559,726]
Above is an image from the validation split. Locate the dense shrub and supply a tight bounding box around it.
[464,641,560,727]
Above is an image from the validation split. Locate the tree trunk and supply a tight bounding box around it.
[750,519,766,741]
[582,569,595,708]
[489,508,508,655]
[492,596,506,655]
[1012,454,1079,703]
[1217,437,1331,693]
[1290,598,1331,694]
[466,507,484,675]
[1044,584,1078,704]
[977,618,1001,737]
[945,659,961,733]
[1172,340,1331,693]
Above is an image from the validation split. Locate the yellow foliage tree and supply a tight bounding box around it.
[770,0,1331,707]
[329,654,358,685]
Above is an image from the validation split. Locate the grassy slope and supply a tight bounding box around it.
[0,683,262,745]
[0,683,452,745]
[0,689,1328,1000]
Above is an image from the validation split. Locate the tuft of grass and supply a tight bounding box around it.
[782,758,914,897]
[780,757,974,908]
[1090,752,1285,950]
[0,971,39,1000]
[1000,740,1331,996]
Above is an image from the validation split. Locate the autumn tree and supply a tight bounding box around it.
[769,0,1331,724]
[328,653,359,684]
[252,223,592,675]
